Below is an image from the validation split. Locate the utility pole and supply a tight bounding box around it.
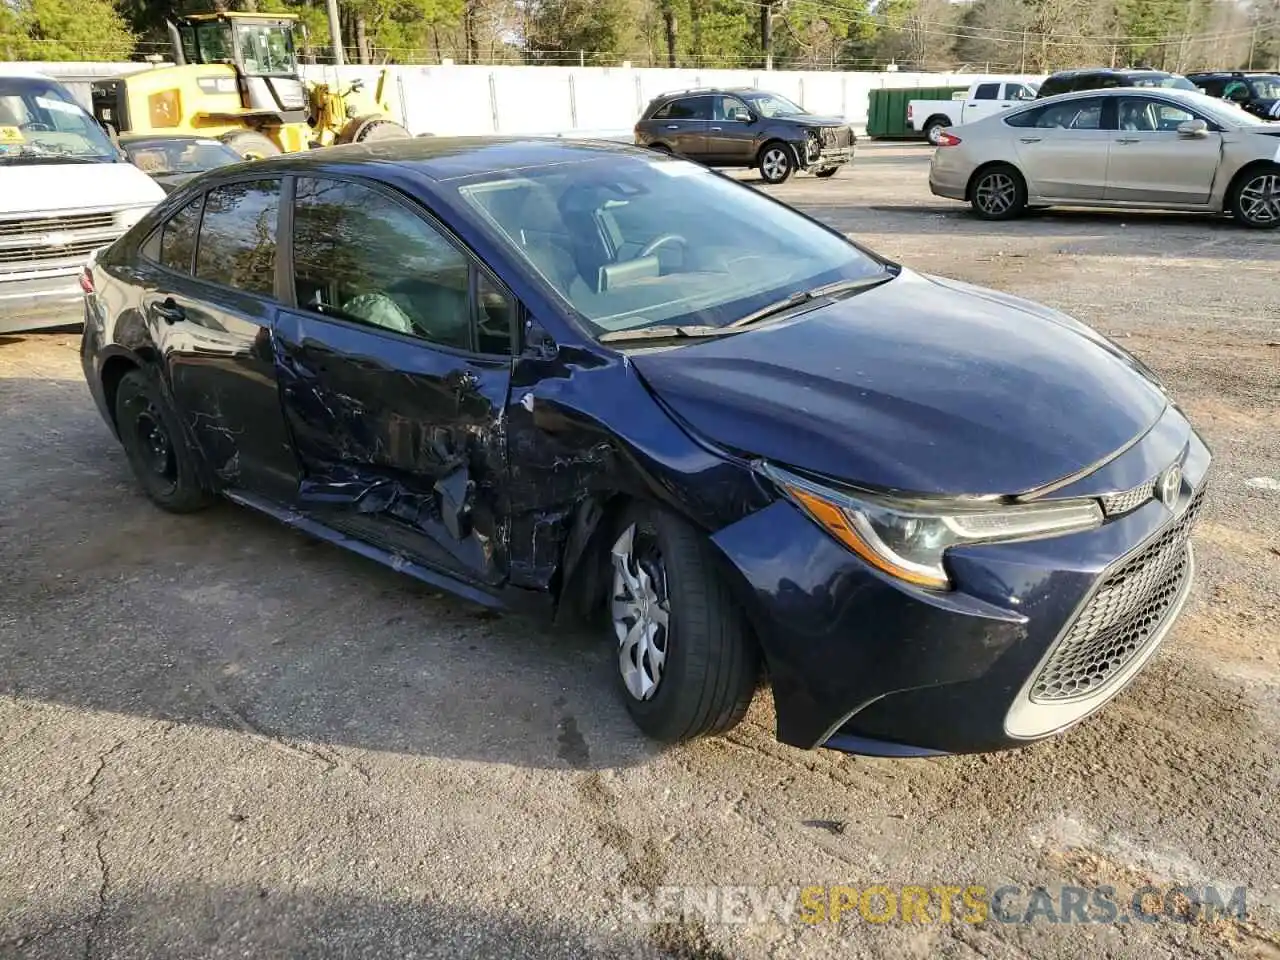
[761,0,775,70]
[325,0,344,65]
[1248,26,1257,68]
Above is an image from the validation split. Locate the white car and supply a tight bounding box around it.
[0,67,165,334]
[908,80,1041,145]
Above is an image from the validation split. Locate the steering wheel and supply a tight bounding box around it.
[22,122,53,132]
[639,233,687,259]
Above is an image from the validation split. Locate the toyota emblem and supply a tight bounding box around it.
[1158,464,1182,509]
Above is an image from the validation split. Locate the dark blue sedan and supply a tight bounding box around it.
[80,138,1210,756]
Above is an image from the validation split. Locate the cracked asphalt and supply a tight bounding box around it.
[2,143,1279,959]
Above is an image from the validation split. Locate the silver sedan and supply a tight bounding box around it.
[929,88,1280,228]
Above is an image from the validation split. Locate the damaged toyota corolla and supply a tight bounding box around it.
[81,138,1210,757]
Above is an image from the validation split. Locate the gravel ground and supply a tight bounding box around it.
[2,142,1278,959]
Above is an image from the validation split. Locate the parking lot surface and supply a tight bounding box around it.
[2,142,1278,959]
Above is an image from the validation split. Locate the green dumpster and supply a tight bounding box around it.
[866,86,967,139]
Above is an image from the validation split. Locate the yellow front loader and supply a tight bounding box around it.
[91,12,410,158]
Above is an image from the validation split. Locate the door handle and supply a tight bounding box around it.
[446,369,479,394]
[1019,137,1042,143]
[1115,138,1140,144]
[153,297,185,325]
[665,124,679,130]
[710,126,722,131]
[1000,104,1012,109]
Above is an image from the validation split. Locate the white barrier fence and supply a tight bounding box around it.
[31,61,1040,138]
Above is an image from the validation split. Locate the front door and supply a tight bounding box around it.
[272,175,518,587]
[705,94,758,164]
[1012,96,1111,200]
[1104,97,1222,205]
[144,178,299,501]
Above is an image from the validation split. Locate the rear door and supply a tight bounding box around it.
[1009,96,1111,200]
[140,178,300,501]
[272,175,518,587]
[654,96,713,159]
[960,82,1003,123]
[1104,96,1222,205]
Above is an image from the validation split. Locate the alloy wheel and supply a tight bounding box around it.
[761,148,789,182]
[611,523,671,701]
[975,172,1016,216]
[1238,173,1280,226]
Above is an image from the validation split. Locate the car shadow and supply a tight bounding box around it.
[4,880,663,958]
[0,376,709,772]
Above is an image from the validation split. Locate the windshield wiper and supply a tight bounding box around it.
[0,153,104,165]
[598,324,732,344]
[726,274,895,329]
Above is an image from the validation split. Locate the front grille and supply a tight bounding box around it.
[820,126,853,149]
[1100,477,1155,516]
[0,212,117,237]
[1031,488,1204,702]
[0,238,105,267]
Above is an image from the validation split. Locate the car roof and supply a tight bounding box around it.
[1033,87,1205,104]
[243,136,655,184]
[0,66,57,81]
[1047,67,1172,78]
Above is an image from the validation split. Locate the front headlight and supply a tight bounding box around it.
[763,464,1103,590]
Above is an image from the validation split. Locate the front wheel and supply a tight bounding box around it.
[970,164,1027,220]
[1229,165,1280,229]
[758,143,795,184]
[608,504,758,743]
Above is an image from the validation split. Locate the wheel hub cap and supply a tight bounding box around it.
[977,173,1015,214]
[135,405,176,480]
[610,524,670,701]
[763,150,787,180]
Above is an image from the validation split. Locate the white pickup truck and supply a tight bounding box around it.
[908,80,1040,144]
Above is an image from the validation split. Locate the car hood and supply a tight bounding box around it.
[786,115,850,127]
[0,161,165,214]
[630,269,1169,496]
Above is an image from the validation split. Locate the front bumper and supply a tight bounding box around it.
[0,268,84,334]
[802,146,855,171]
[711,407,1210,755]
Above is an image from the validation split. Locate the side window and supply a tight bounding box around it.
[713,95,751,121]
[1032,98,1104,130]
[1223,80,1250,101]
[1196,78,1224,97]
[667,96,712,120]
[1119,98,1197,132]
[651,101,673,119]
[193,179,280,295]
[292,177,472,351]
[476,272,515,355]
[1038,77,1066,98]
[158,196,202,273]
[973,83,1000,100]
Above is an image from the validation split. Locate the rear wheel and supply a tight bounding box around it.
[648,143,673,155]
[608,504,758,742]
[114,370,212,513]
[220,129,281,160]
[970,164,1027,220]
[1229,164,1280,229]
[338,115,412,144]
[924,117,951,145]
[758,142,794,184]
[814,166,840,178]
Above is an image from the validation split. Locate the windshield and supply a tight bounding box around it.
[743,92,807,117]
[1248,76,1280,99]
[457,156,887,337]
[193,21,234,62]
[0,78,118,163]
[122,138,241,175]
[237,23,298,76]
[1178,91,1273,127]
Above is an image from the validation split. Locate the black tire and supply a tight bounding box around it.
[646,142,673,155]
[923,117,951,145]
[814,166,840,178]
[757,141,795,184]
[1228,163,1280,230]
[220,129,281,160]
[114,370,212,513]
[337,115,411,145]
[969,163,1028,221]
[607,503,758,742]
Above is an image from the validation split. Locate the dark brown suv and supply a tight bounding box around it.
[633,87,855,183]
[1036,68,1198,98]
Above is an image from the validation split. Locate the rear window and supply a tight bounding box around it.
[193,179,281,295]
[1038,76,1072,97]
[158,197,202,273]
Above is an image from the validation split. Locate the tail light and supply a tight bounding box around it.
[907,104,913,122]
[79,266,94,295]
[936,132,962,147]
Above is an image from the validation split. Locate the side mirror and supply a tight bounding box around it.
[733,112,754,123]
[1177,118,1209,139]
